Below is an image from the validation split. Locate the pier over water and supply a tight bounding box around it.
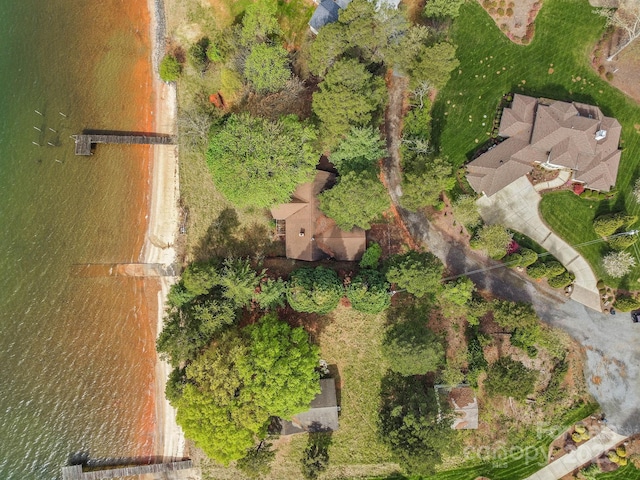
[62,460,194,480]
[74,132,175,155]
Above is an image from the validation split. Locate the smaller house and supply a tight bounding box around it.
[309,0,401,34]
[280,378,340,435]
[270,169,366,262]
[435,384,479,430]
[309,0,351,35]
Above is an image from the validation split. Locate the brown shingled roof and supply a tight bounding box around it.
[466,94,622,197]
[270,170,366,261]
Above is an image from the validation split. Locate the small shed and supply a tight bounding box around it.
[280,378,339,435]
[435,384,479,430]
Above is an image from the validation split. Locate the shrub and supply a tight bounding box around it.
[545,261,566,277]
[287,267,343,314]
[613,295,640,312]
[571,431,583,443]
[485,356,538,401]
[593,213,637,237]
[548,272,574,289]
[346,270,391,314]
[497,7,504,15]
[520,248,538,267]
[504,253,522,267]
[452,194,481,228]
[506,7,514,16]
[606,72,614,81]
[159,54,181,82]
[527,262,549,279]
[359,243,382,269]
[608,451,620,463]
[608,233,638,250]
[617,445,627,458]
[598,65,606,75]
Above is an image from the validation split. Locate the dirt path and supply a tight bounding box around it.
[381,73,640,436]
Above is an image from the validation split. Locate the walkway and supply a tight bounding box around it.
[523,427,626,480]
[533,169,572,192]
[476,176,601,311]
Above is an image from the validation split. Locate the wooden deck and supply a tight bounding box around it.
[62,460,193,480]
[74,133,175,155]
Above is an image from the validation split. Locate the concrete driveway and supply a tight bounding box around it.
[476,177,601,311]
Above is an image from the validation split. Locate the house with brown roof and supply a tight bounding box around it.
[466,94,622,197]
[270,170,366,262]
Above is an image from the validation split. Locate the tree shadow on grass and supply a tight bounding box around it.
[193,207,275,262]
[301,430,333,480]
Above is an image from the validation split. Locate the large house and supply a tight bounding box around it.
[466,94,622,197]
[270,169,366,262]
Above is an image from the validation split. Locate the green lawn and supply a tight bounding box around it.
[598,464,640,479]
[434,0,640,289]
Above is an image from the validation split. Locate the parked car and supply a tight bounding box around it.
[632,310,640,323]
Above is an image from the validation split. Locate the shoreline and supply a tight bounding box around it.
[145,0,184,462]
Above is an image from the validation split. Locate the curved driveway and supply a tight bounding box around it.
[476,176,601,311]
[382,74,640,437]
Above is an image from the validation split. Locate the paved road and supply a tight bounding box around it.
[476,177,601,311]
[381,74,640,437]
[523,427,626,480]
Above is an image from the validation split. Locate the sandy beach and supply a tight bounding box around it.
[145,0,185,463]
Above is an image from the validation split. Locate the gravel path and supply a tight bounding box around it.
[382,74,640,436]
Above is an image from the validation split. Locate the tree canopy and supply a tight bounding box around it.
[329,127,386,173]
[244,43,290,93]
[287,267,344,314]
[379,373,458,475]
[484,356,538,401]
[383,317,444,375]
[424,0,466,19]
[470,224,512,259]
[174,315,320,465]
[312,58,386,147]
[385,251,444,298]
[401,157,455,211]
[207,113,318,208]
[319,171,389,231]
[346,269,391,314]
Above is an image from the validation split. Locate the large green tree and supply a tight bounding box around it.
[346,270,391,314]
[241,0,281,44]
[174,315,320,464]
[312,58,386,146]
[244,43,290,94]
[207,114,318,208]
[379,373,458,475]
[382,318,445,375]
[385,251,444,298]
[287,267,344,314]
[319,171,389,230]
[329,127,386,173]
[401,157,456,211]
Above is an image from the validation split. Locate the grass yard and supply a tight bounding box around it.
[598,464,640,479]
[434,0,640,289]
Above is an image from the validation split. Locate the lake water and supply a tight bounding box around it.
[0,1,159,478]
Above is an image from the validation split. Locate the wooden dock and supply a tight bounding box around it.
[74,133,175,155]
[62,460,193,480]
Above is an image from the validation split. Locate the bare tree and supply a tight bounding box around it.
[410,81,431,109]
[598,0,640,61]
[177,104,214,152]
[602,250,636,278]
